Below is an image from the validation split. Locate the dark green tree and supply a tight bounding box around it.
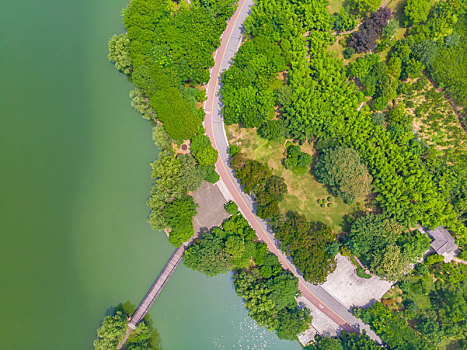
[314,147,372,203]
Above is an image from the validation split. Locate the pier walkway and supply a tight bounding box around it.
[129,245,185,329]
[118,245,185,349]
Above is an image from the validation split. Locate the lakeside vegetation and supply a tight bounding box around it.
[184,208,312,340]
[93,302,161,350]
[109,0,467,345]
[109,0,236,246]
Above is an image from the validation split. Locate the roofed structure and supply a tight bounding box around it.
[418,225,459,262]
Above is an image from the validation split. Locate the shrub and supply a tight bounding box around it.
[344,46,355,59]
[257,120,284,140]
[425,253,444,265]
[320,204,326,208]
[200,165,220,183]
[191,135,218,165]
[372,111,386,126]
[196,89,207,102]
[328,203,334,208]
[228,145,242,157]
[225,200,239,215]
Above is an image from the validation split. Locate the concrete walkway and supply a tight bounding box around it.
[203,0,382,343]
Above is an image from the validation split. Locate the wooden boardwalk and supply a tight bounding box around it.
[118,245,185,349]
[129,245,185,329]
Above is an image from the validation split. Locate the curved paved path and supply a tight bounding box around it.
[204,0,381,342]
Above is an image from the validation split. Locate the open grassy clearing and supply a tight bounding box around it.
[226,125,364,232]
[327,0,345,15]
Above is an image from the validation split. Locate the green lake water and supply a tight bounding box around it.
[0,0,300,349]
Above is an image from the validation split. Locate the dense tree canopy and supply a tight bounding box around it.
[184,214,312,340]
[404,0,431,26]
[273,212,337,284]
[347,0,380,16]
[231,153,287,219]
[284,144,313,174]
[306,331,380,350]
[93,304,160,350]
[190,134,218,165]
[346,214,430,280]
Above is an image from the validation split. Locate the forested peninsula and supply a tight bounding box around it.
[102,0,467,347]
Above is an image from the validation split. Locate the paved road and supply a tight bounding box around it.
[203,0,382,343]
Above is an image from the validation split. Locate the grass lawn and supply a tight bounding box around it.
[226,125,363,232]
[328,0,345,14]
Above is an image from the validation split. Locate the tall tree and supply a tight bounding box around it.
[314,147,372,203]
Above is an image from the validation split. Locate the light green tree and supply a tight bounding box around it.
[404,0,431,26]
[108,33,132,74]
[130,88,156,120]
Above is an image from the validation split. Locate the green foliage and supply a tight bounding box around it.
[387,56,402,79]
[307,331,380,350]
[257,120,285,140]
[93,306,159,350]
[221,0,308,127]
[164,195,197,247]
[225,200,239,215]
[152,125,171,149]
[150,86,201,140]
[147,152,199,246]
[234,268,311,339]
[372,111,386,126]
[355,302,433,349]
[358,261,467,347]
[284,144,313,173]
[185,213,312,340]
[404,0,431,26]
[429,15,467,109]
[425,253,445,265]
[228,144,241,156]
[332,8,356,33]
[274,212,337,284]
[199,164,220,183]
[178,154,204,192]
[275,85,293,106]
[276,0,466,250]
[190,134,218,165]
[314,147,372,204]
[347,0,380,16]
[405,58,425,79]
[108,33,132,75]
[193,146,218,166]
[348,54,397,108]
[184,234,233,276]
[343,46,355,59]
[120,0,236,139]
[231,153,287,219]
[130,88,156,120]
[347,215,429,280]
